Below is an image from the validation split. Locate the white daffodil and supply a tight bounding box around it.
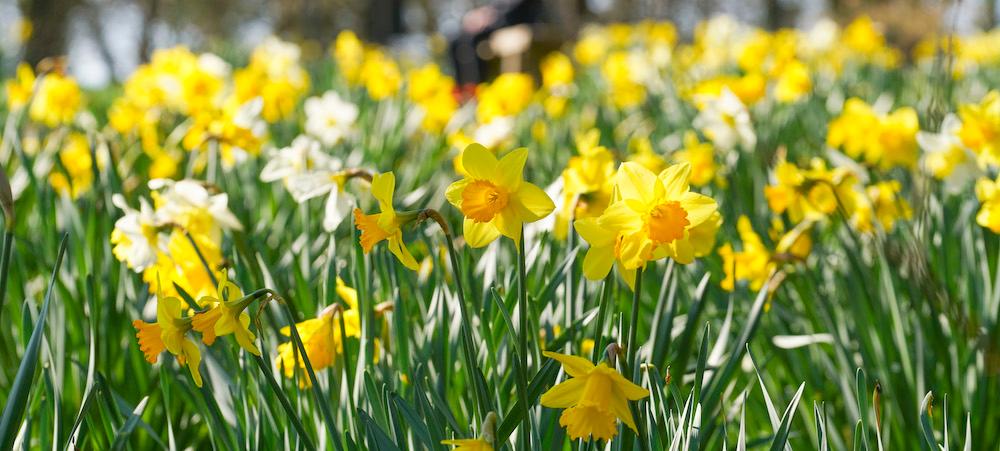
[260,135,354,232]
[918,113,981,194]
[149,179,243,233]
[305,91,359,146]
[693,88,756,152]
[473,117,514,150]
[111,194,165,272]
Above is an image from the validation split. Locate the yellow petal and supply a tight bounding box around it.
[574,218,614,247]
[514,182,555,221]
[608,368,650,400]
[461,143,498,180]
[659,162,691,199]
[371,172,396,213]
[679,192,718,227]
[615,162,657,205]
[463,218,500,248]
[387,233,420,270]
[669,238,695,264]
[496,147,528,188]
[610,389,638,432]
[540,376,587,408]
[542,351,595,377]
[181,339,203,387]
[598,202,643,232]
[446,179,470,209]
[493,208,522,244]
[582,245,615,281]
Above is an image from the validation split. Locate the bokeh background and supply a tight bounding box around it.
[0,0,997,87]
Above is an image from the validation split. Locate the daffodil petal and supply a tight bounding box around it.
[515,182,555,220]
[680,191,718,227]
[615,162,657,205]
[371,172,396,213]
[463,218,500,248]
[574,218,614,247]
[461,143,497,180]
[446,179,470,209]
[660,162,691,199]
[582,245,615,281]
[540,376,587,408]
[542,351,595,377]
[496,147,528,188]
[387,234,419,270]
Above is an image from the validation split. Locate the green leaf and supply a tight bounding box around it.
[0,233,68,450]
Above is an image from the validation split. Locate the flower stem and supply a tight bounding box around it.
[0,231,13,325]
[516,231,531,450]
[421,209,491,421]
[623,266,649,451]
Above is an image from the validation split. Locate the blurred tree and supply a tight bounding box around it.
[21,0,80,65]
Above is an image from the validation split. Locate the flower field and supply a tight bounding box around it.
[2,14,1000,450]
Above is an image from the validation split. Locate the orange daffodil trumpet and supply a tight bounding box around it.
[576,161,719,287]
[132,289,205,387]
[446,143,556,247]
[354,171,422,270]
[191,272,263,355]
[540,351,650,442]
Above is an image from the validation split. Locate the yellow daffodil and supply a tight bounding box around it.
[133,293,203,387]
[976,175,1000,233]
[29,72,82,127]
[853,181,911,233]
[49,133,95,199]
[191,273,261,355]
[354,171,420,270]
[827,98,918,170]
[719,216,811,292]
[556,130,615,239]
[540,351,649,442]
[333,30,365,85]
[764,157,860,223]
[672,131,717,187]
[594,162,718,269]
[958,91,1000,166]
[275,279,361,387]
[476,73,534,123]
[446,144,555,247]
[4,63,35,111]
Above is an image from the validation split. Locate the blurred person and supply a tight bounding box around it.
[449,0,547,86]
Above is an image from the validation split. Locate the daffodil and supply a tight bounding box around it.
[593,162,718,270]
[49,133,96,199]
[958,91,1000,166]
[446,144,555,247]
[693,88,756,152]
[4,63,35,111]
[977,175,1000,233]
[918,114,981,193]
[111,194,164,272]
[260,136,353,231]
[672,131,717,187]
[132,293,204,387]
[539,351,649,442]
[29,72,82,127]
[275,278,361,386]
[354,171,420,270]
[555,130,615,239]
[191,272,261,355]
[304,91,358,146]
[719,216,811,292]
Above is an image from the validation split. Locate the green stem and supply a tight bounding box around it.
[421,209,491,421]
[625,266,649,451]
[443,231,490,420]
[516,231,531,450]
[0,231,13,325]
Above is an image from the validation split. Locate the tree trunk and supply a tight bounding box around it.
[23,0,77,65]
